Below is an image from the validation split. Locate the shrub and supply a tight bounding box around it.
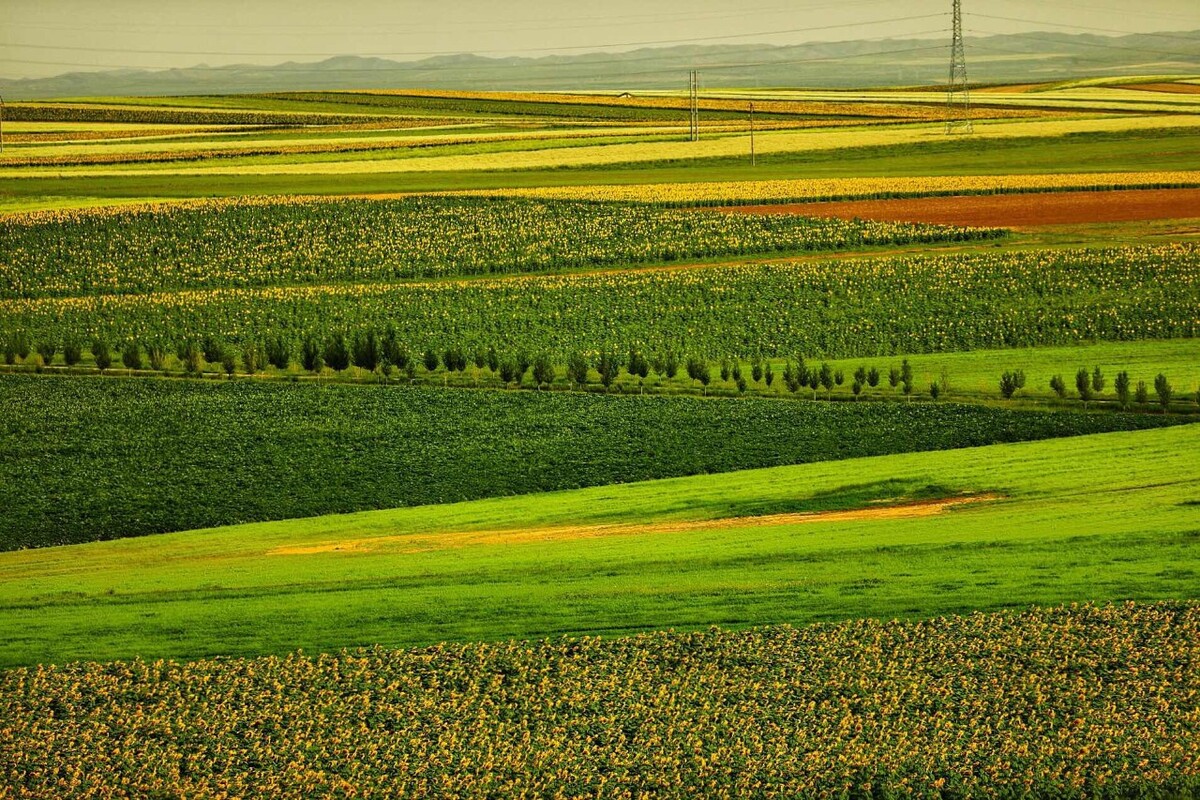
[146,342,167,371]
[532,354,556,389]
[221,351,237,376]
[499,359,518,385]
[12,332,31,362]
[34,338,56,366]
[91,340,112,371]
[853,366,867,386]
[62,339,82,367]
[1154,374,1173,412]
[1135,380,1149,406]
[1050,375,1066,398]
[567,353,589,388]
[201,336,224,365]
[663,352,679,380]
[324,334,351,373]
[819,363,834,398]
[265,336,291,370]
[930,382,941,401]
[720,360,731,383]
[1114,371,1131,409]
[852,379,864,399]
[597,352,620,390]
[628,350,650,381]
[834,369,844,387]
[486,346,499,373]
[783,363,802,394]
[764,362,775,388]
[1000,370,1025,400]
[900,359,913,388]
[888,367,901,390]
[867,367,881,389]
[182,342,203,375]
[1092,366,1106,395]
[121,342,142,371]
[421,349,439,374]
[1076,368,1093,406]
[242,342,263,374]
[352,331,380,373]
[301,337,324,373]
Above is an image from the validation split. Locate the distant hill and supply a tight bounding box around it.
[2,30,1199,99]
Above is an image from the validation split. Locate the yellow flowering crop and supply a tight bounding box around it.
[1,602,1196,798]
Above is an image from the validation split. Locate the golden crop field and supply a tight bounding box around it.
[2,603,1196,799]
[464,170,1200,204]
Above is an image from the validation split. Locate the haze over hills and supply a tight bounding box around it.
[2,29,1199,99]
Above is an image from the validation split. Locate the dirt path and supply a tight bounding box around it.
[269,494,1001,556]
[718,188,1200,229]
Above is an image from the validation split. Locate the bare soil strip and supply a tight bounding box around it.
[1120,83,1200,95]
[269,494,1002,556]
[718,188,1200,228]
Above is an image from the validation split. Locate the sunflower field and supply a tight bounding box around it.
[2,602,1196,799]
[4,244,1197,362]
[0,197,992,299]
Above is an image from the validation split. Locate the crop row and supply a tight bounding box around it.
[0,374,1180,550]
[4,245,1196,361]
[348,89,1052,121]
[3,602,1197,798]
[0,197,988,299]
[2,103,402,127]
[471,170,1200,205]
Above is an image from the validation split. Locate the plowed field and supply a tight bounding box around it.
[722,188,1200,228]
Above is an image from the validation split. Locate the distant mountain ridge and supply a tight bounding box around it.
[2,29,1199,99]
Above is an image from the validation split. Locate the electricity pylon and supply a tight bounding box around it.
[946,0,973,134]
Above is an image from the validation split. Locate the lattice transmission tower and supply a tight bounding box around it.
[688,70,700,142]
[946,0,973,134]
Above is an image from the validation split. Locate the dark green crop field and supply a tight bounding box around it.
[0,374,1185,550]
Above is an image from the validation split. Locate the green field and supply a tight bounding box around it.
[1,424,1197,666]
[5,244,1196,368]
[4,373,1183,550]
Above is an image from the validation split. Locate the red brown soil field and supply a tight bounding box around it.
[720,188,1200,228]
[1119,83,1200,95]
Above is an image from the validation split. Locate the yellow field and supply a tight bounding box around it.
[5,113,1195,178]
[462,170,1200,204]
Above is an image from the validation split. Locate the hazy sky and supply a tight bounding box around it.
[3,0,1198,79]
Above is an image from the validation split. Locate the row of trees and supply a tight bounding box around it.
[1047,367,1176,412]
[4,330,1193,411]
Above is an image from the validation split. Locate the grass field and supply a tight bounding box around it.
[1,423,1196,666]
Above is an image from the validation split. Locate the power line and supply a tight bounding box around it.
[0,42,952,81]
[965,27,1200,61]
[970,13,1200,44]
[2,0,902,36]
[0,13,949,60]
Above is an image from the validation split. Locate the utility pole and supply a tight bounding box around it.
[688,71,700,142]
[749,101,756,166]
[946,0,973,134]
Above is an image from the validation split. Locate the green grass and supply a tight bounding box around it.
[4,373,1182,551]
[1,423,1196,667]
